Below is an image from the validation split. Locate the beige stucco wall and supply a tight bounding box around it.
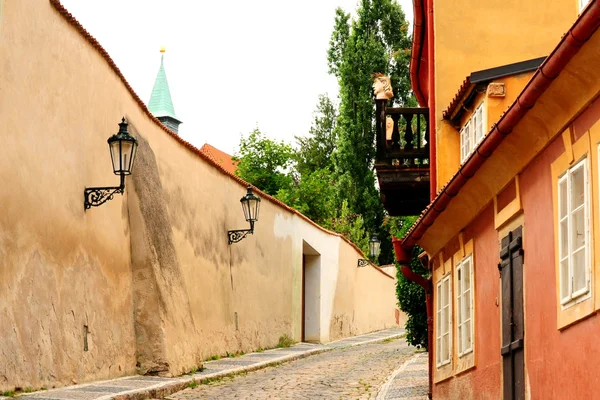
[0,0,399,392]
[0,0,138,391]
[328,242,402,342]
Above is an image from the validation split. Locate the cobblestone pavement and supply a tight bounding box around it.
[7,328,406,400]
[376,352,428,400]
[168,337,418,400]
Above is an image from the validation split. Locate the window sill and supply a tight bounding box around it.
[561,291,592,311]
[434,363,453,383]
[434,352,476,384]
[557,294,594,330]
[455,351,475,375]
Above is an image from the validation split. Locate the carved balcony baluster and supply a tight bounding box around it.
[374,100,431,216]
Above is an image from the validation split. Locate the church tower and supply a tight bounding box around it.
[148,48,182,133]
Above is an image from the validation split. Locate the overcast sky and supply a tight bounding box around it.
[61,0,413,155]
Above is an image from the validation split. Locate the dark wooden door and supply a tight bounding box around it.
[301,255,306,342]
[499,227,525,400]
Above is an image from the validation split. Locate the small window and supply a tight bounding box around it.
[436,274,452,367]
[460,102,486,163]
[460,121,472,162]
[580,0,591,12]
[558,157,590,306]
[474,105,484,144]
[456,255,474,356]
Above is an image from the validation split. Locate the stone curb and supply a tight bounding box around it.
[4,329,405,400]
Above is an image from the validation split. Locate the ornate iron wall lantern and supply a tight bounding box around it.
[358,235,381,267]
[228,185,261,244]
[84,118,138,210]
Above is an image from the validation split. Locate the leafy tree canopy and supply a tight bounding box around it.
[327,0,412,263]
[295,94,338,176]
[234,128,294,196]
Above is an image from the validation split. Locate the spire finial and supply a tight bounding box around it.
[160,46,166,53]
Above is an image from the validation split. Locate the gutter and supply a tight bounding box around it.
[426,0,436,201]
[410,0,427,107]
[401,1,600,250]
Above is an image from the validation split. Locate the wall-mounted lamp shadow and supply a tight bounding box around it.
[84,118,138,210]
[358,235,381,267]
[228,185,261,244]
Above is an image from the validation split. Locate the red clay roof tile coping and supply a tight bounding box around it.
[401,1,600,251]
[199,144,238,175]
[442,77,471,120]
[48,0,392,279]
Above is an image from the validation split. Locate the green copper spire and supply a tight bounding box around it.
[148,48,182,133]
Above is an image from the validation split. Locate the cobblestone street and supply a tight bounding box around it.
[168,337,427,400]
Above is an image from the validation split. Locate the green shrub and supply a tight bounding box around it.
[277,334,295,348]
[396,246,429,350]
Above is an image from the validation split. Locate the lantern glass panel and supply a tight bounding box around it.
[128,141,138,173]
[120,140,134,175]
[248,197,260,222]
[369,237,381,259]
[241,198,251,222]
[109,140,121,174]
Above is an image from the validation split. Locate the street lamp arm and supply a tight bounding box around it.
[84,175,125,210]
[227,228,253,244]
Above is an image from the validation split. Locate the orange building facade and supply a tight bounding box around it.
[388,0,600,398]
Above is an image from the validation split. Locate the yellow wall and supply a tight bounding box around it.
[437,73,535,186]
[419,20,600,257]
[433,0,578,191]
[0,0,400,391]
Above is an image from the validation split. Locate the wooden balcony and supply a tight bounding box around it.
[375,102,430,216]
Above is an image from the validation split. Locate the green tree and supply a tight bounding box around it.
[234,128,294,196]
[327,0,413,263]
[325,200,369,254]
[295,94,338,175]
[277,168,336,226]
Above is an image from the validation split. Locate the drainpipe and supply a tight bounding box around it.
[425,0,436,396]
[392,237,433,399]
[427,0,436,202]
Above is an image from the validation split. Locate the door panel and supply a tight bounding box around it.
[500,227,525,400]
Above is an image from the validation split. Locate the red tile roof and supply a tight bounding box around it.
[199,144,238,175]
[48,0,393,279]
[442,77,472,120]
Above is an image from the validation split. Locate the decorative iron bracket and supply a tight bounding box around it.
[357,259,370,268]
[227,229,253,244]
[228,221,255,245]
[84,174,125,210]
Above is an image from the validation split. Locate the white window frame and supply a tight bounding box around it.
[460,121,472,162]
[456,255,474,357]
[460,102,486,163]
[580,0,591,12]
[558,157,591,308]
[436,274,452,368]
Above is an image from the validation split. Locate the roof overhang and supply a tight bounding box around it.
[443,57,546,124]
